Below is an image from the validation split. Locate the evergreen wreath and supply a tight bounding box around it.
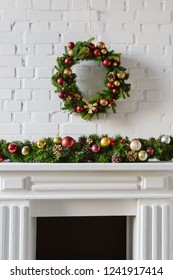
[52,38,131,121]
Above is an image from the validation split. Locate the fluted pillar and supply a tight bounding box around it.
[0,203,29,260]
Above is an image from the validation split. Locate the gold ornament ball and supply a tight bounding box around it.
[97,41,106,49]
[101,48,107,54]
[117,71,126,79]
[36,139,46,149]
[114,80,120,87]
[100,137,111,147]
[64,68,72,76]
[53,136,62,144]
[69,49,74,57]
[83,47,90,57]
[100,98,108,106]
[113,62,117,66]
[130,139,142,151]
[21,146,30,156]
[138,150,148,161]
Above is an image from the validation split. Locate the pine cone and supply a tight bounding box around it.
[78,136,87,145]
[52,144,62,156]
[83,144,91,155]
[112,152,122,163]
[127,151,138,162]
[107,72,116,82]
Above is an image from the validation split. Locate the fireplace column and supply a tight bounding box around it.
[136,199,170,260]
[0,202,30,260]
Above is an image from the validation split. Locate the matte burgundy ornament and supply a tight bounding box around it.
[91,144,101,153]
[146,147,155,156]
[8,143,17,153]
[67,42,75,49]
[61,136,75,148]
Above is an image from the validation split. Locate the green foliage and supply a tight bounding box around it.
[1,135,173,163]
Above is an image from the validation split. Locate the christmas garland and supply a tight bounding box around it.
[0,135,173,163]
[51,38,131,121]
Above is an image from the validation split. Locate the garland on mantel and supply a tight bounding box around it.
[0,135,173,163]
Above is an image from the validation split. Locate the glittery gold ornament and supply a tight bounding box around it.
[100,137,111,147]
[117,71,126,79]
[101,48,107,54]
[83,47,90,57]
[107,72,116,82]
[66,95,72,101]
[36,139,46,149]
[74,93,81,101]
[97,41,106,49]
[114,80,120,87]
[21,146,30,156]
[86,138,93,145]
[53,136,62,144]
[68,49,74,56]
[100,98,108,106]
[138,150,148,161]
[64,68,72,76]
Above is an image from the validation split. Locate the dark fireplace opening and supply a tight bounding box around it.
[36,216,126,260]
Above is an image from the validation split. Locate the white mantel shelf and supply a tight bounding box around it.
[0,162,173,171]
[0,162,173,260]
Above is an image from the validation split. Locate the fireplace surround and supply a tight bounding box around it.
[0,162,173,260]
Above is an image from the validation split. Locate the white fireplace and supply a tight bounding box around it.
[0,162,173,260]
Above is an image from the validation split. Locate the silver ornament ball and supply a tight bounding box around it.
[161,135,171,144]
[130,139,142,151]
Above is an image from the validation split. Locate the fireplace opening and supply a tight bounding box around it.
[36,216,126,260]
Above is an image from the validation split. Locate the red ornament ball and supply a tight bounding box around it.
[146,147,155,156]
[0,155,3,162]
[91,144,101,153]
[64,58,73,65]
[76,106,84,113]
[88,43,95,49]
[67,42,75,49]
[61,136,75,148]
[102,58,111,67]
[109,98,116,104]
[112,88,118,94]
[107,82,115,89]
[93,49,101,57]
[8,143,17,153]
[110,139,116,146]
[57,78,64,85]
[58,90,67,99]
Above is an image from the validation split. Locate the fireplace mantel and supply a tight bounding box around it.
[0,162,173,260]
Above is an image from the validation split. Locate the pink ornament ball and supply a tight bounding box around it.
[91,144,101,153]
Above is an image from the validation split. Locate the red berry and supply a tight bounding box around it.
[76,106,84,113]
[88,43,95,49]
[102,58,111,67]
[67,42,75,49]
[109,98,116,104]
[64,58,72,65]
[121,138,126,143]
[107,82,115,89]
[93,49,101,57]
[58,91,66,99]
[57,78,64,85]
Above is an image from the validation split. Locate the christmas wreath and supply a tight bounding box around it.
[52,38,131,121]
[0,135,172,163]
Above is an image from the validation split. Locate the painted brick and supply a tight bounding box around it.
[35,67,52,78]
[33,0,50,10]
[128,46,145,56]
[0,33,21,43]
[109,0,124,10]
[0,67,15,78]
[0,56,21,67]
[0,45,15,55]
[16,68,33,78]
[52,0,69,10]
[27,56,55,67]
[5,101,22,112]
[2,10,26,20]
[97,32,133,44]
[137,33,169,45]
[0,89,12,99]
[27,10,61,22]
[64,10,98,21]
[51,112,69,123]
[146,46,163,56]
[0,21,11,32]
[145,0,162,10]
[31,22,49,32]
[60,124,97,135]
[72,0,88,10]
[17,45,34,55]
[24,123,58,135]
[14,112,31,122]
[13,21,30,32]
[16,0,31,9]
[0,0,16,9]
[137,80,169,90]
[51,21,68,32]
[26,101,60,112]
[33,112,49,122]
[24,79,53,89]
[69,22,86,32]
[35,45,52,55]
[90,0,106,10]
[25,33,60,43]
[0,79,20,89]
[137,11,170,23]
[14,90,31,100]
[127,0,143,10]
[0,124,20,135]
[33,90,50,100]
[0,112,11,123]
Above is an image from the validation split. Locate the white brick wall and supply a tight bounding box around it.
[0,0,173,140]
